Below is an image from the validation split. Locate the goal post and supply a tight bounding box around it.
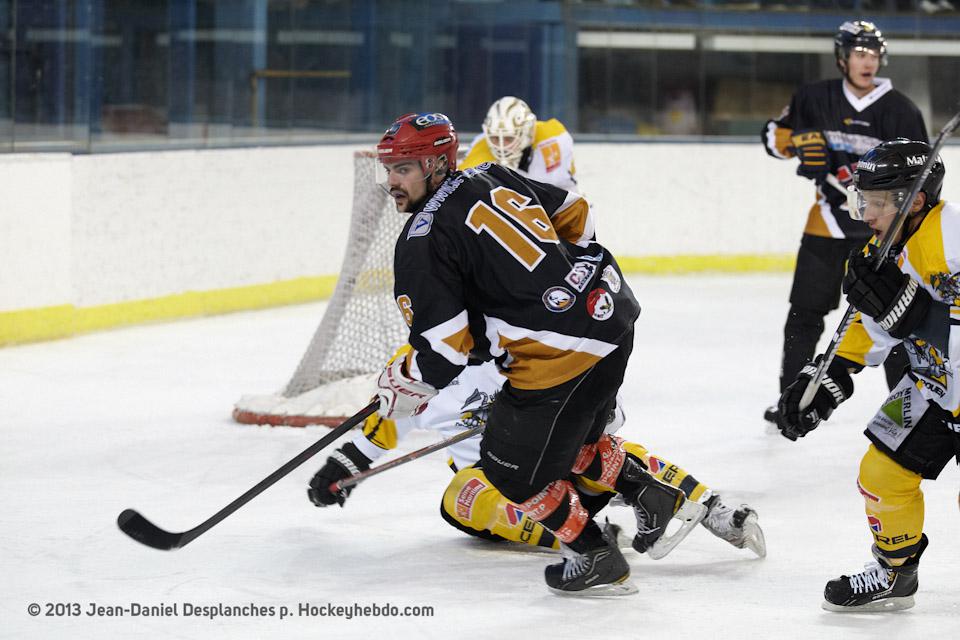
[232,151,409,426]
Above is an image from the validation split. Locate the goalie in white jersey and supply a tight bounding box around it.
[461,96,579,193]
[777,140,957,612]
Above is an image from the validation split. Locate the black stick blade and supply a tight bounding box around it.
[117,509,186,551]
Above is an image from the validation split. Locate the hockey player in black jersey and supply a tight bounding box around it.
[762,20,927,427]
[367,111,710,596]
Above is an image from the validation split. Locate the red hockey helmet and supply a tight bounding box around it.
[377,112,458,176]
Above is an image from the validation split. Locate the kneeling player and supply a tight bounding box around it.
[307,359,766,560]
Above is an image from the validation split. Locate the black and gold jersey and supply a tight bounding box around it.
[763,78,927,240]
[392,163,640,392]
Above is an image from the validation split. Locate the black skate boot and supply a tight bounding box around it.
[822,534,928,612]
[620,459,706,559]
[763,405,781,434]
[763,406,779,424]
[701,493,767,558]
[544,526,636,597]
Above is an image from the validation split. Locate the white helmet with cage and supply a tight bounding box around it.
[482,96,537,168]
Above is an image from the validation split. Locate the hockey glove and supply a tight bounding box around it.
[791,130,829,183]
[307,442,372,507]
[376,350,437,419]
[843,249,932,340]
[777,355,854,441]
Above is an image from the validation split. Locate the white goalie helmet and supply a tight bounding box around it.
[482,96,536,168]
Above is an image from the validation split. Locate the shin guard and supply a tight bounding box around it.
[858,445,925,559]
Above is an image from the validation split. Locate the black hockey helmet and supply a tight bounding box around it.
[834,20,888,68]
[852,139,945,216]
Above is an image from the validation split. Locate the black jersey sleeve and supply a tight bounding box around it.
[392,213,470,390]
[762,94,798,159]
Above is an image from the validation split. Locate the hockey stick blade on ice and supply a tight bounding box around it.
[799,106,960,411]
[117,399,379,550]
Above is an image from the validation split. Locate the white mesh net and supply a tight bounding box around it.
[233,151,410,426]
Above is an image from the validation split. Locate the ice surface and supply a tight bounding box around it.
[2,274,957,639]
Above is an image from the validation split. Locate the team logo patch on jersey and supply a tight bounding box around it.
[600,265,622,293]
[564,261,597,292]
[539,141,562,172]
[931,271,960,305]
[857,479,881,503]
[407,211,433,239]
[504,503,524,526]
[456,477,488,520]
[867,515,883,533]
[586,288,614,321]
[842,117,871,128]
[542,286,576,313]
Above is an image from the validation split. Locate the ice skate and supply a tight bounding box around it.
[702,494,767,558]
[621,460,707,560]
[822,535,927,612]
[763,405,780,434]
[544,527,637,597]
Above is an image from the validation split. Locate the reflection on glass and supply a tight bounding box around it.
[0,0,956,152]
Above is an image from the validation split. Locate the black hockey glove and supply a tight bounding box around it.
[307,441,371,507]
[843,249,932,340]
[777,355,854,441]
[790,130,829,183]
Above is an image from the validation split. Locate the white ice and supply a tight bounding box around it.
[2,274,958,639]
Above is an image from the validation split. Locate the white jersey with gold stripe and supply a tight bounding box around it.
[837,201,960,414]
[462,119,578,193]
[351,361,505,471]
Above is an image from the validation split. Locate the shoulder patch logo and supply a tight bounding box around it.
[587,288,614,321]
[542,286,576,313]
[407,211,434,239]
[539,141,562,172]
[564,261,597,292]
[600,265,622,293]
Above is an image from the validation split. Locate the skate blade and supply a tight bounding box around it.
[821,595,915,613]
[647,499,708,560]
[741,515,767,559]
[548,577,638,598]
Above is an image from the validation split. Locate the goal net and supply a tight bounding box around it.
[232,151,409,426]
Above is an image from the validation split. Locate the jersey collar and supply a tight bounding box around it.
[843,77,893,113]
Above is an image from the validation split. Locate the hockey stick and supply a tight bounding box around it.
[799,108,960,412]
[824,173,849,199]
[117,399,379,550]
[330,423,484,493]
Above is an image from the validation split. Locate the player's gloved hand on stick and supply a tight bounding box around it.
[307,442,372,507]
[777,355,854,441]
[790,130,829,183]
[376,348,437,419]
[843,249,932,340]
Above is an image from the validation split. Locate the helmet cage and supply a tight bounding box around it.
[482,97,536,168]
